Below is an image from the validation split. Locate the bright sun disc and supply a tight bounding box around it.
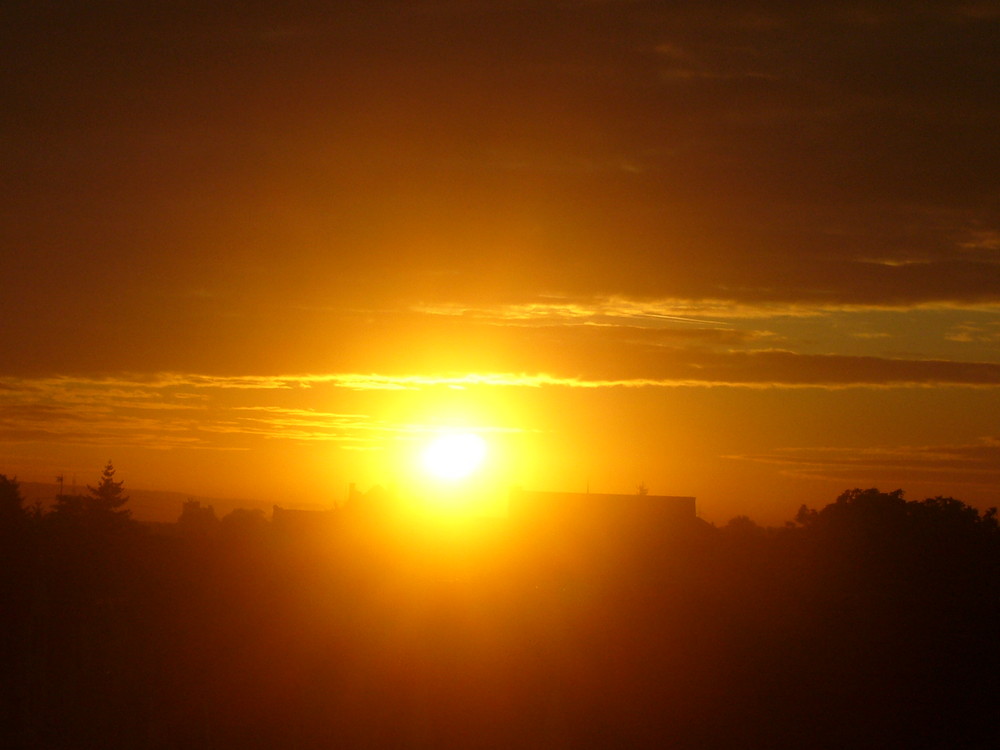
[420,433,487,481]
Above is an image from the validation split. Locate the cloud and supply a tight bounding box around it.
[0,400,210,450]
[414,298,729,326]
[4,335,1000,456]
[945,321,1000,343]
[0,375,533,452]
[414,292,1000,327]
[403,296,1000,372]
[7,347,1000,410]
[959,229,1000,253]
[727,439,1000,489]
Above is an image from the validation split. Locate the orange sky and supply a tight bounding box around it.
[2,2,999,524]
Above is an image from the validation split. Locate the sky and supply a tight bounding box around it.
[2,1,999,524]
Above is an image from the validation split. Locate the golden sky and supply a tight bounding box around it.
[2,1,999,523]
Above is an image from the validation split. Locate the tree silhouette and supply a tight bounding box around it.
[50,492,87,519]
[0,474,25,528]
[795,487,997,541]
[86,460,130,517]
[721,514,765,537]
[1,478,997,749]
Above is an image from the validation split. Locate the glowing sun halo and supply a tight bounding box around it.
[420,432,487,481]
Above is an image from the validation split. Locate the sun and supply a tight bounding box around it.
[420,432,488,481]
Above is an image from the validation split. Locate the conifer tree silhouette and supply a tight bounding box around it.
[87,460,130,516]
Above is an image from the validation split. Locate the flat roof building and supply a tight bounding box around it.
[511,489,695,524]
[509,491,704,580]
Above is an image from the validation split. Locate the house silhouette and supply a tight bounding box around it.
[509,489,703,564]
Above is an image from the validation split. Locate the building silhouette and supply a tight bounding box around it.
[510,488,695,527]
[510,489,702,564]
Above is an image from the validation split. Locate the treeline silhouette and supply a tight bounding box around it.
[2,469,998,749]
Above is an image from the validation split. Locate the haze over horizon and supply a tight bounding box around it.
[3,1,999,524]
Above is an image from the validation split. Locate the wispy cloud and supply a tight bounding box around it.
[414,298,764,325]
[728,439,1000,488]
[959,229,1000,252]
[6,354,1000,405]
[0,401,214,450]
[3,344,1000,453]
[945,321,1000,343]
[0,375,533,452]
[413,295,1000,326]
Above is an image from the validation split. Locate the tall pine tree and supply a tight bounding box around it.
[87,460,130,517]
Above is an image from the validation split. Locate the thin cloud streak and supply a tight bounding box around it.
[0,378,532,451]
[6,352,1000,403]
[5,357,999,456]
[414,296,1000,326]
[728,439,1000,488]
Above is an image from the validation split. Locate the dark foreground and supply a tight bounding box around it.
[2,488,998,748]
